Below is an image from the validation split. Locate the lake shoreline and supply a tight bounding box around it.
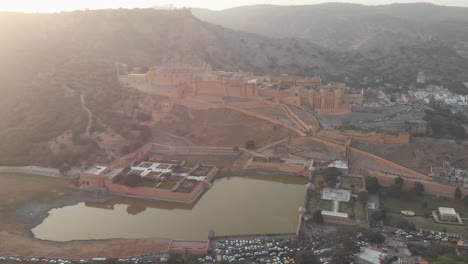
[29,175,307,242]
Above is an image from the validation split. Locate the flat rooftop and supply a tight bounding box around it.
[322,188,351,202]
[105,168,125,179]
[282,158,309,165]
[358,248,384,264]
[328,160,348,169]
[438,207,457,215]
[85,165,107,175]
[322,210,348,218]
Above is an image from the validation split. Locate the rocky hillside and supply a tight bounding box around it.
[0,9,337,166]
[193,3,468,85]
[193,3,468,55]
[0,8,467,166]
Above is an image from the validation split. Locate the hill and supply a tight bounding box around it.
[0,9,336,166]
[193,3,468,56]
[0,8,467,166]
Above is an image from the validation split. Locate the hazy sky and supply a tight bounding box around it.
[1,0,468,12]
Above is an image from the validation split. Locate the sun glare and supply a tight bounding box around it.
[0,0,157,13]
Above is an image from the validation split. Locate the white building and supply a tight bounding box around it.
[417,71,426,84]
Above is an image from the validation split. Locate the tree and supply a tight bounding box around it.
[422,201,428,209]
[454,187,462,200]
[463,196,468,207]
[364,230,385,245]
[407,222,417,231]
[435,255,456,264]
[245,140,256,149]
[358,189,368,204]
[312,210,323,223]
[123,174,142,187]
[396,218,410,229]
[372,210,386,221]
[295,250,320,264]
[322,167,342,188]
[366,177,380,194]
[414,182,425,195]
[394,177,404,188]
[167,253,183,264]
[59,163,71,173]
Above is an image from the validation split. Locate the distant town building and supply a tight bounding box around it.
[404,120,427,136]
[435,207,459,222]
[456,240,468,256]
[417,71,426,84]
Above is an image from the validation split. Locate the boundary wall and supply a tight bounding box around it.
[167,240,209,255]
[245,159,309,176]
[349,148,431,181]
[317,131,410,145]
[175,98,307,136]
[350,168,468,198]
[0,166,60,177]
[321,215,369,228]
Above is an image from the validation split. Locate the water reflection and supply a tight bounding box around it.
[33,176,307,241]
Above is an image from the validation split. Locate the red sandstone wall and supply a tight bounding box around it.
[349,148,430,181]
[315,132,348,145]
[221,105,306,136]
[168,240,209,255]
[105,144,154,173]
[284,106,317,133]
[351,168,468,198]
[247,160,307,175]
[80,173,105,189]
[105,178,205,202]
[226,85,242,97]
[343,93,364,104]
[322,215,369,228]
[315,107,351,115]
[196,80,225,97]
[280,96,301,107]
[319,131,410,145]
[308,136,347,152]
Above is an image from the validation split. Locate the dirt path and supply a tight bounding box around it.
[80,94,93,137]
[0,232,170,259]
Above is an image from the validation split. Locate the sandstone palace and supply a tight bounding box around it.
[124,64,364,115]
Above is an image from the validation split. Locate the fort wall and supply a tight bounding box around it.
[245,159,309,176]
[79,143,218,203]
[349,147,430,181]
[168,240,209,255]
[195,80,225,97]
[105,180,205,203]
[317,131,410,145]
[350,168,468,198]
[322,215,369,228]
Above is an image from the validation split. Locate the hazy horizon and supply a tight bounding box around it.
[1,0,468,13]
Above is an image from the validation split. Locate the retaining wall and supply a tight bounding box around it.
[349,148,431,181]
[245,160,309,176]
